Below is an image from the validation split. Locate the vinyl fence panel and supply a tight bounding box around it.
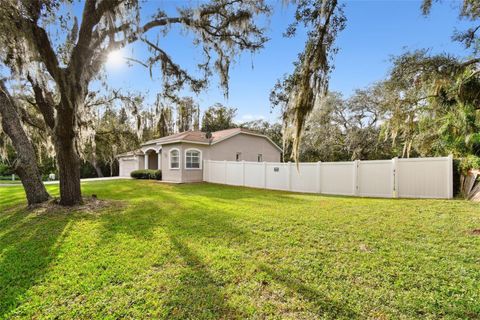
[208,161,227,184]
[357,160,393,198]
[290,163,318,193]
[203,156,453,199]
[265,163,289,191]
[320,162,356,196]
[244,162,265,188]
[225,161,243,186]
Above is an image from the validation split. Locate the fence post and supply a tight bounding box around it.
[242,160,246,186]
[203,160,206,181]
[447,154,453,199]
[392,157,399,198]
[353,160,359,196]
[316,161,322,193]
[224,160,227,184]
[287,162,292,191]
[263,162,267,189]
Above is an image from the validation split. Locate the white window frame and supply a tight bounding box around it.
[185,148,202,170]
[169,148,180,170]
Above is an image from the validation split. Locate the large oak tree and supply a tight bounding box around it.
[0,80,50,205]
[0,0,269,205]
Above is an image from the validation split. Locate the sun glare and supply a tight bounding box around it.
[107,50,124,67]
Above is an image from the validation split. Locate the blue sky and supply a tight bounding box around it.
[103,0,475,123]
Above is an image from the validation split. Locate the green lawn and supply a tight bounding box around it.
[0,180,22,185]
[0,180,479,319]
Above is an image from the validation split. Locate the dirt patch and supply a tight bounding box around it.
[359,243,373,253]
[29,196,125,215]
[471,229,480,236]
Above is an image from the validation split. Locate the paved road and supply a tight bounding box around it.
[0,176,131,187]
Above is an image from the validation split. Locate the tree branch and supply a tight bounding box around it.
[28,23,62,83]
[27,75,56,129]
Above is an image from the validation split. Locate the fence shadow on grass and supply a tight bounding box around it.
[0,209,72,318]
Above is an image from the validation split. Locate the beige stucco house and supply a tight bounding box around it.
[117,128,282,183]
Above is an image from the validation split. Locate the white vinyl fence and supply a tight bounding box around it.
[203,156,453,199]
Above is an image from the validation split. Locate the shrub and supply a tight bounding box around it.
[0,163,12,176]
[130,169,162,180]
[458,155,480,175]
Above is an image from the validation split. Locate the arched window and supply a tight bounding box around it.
[169,149,180,169]
[185,149,201,169]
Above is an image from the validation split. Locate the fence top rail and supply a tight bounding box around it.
[397,156,450,162]
[357,159,392,164]
[321,161,354,165]
[205,157,451,165]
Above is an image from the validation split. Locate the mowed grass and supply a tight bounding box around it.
[0,180,479,319]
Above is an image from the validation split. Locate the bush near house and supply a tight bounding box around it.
[130,169,162,180]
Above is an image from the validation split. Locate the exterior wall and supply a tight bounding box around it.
[161,143,209,183]
[181,143,209,183]
[209,134,281,162]
[138,155,145,170]
[161,143,183,182]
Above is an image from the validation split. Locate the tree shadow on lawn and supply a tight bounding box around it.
[97,188,250,242]
[94,187,360,318]
[258,263,358,318]
[161,234,242,319]
[89,191,249,318]
[0,190,28,208]
[0,208,72,318]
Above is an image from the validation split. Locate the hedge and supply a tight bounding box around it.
[130,169,162,180]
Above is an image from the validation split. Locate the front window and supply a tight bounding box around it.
[257,154,263,162]
[236,152,242,161]
[170,149,179,169]
[186,150,201,169]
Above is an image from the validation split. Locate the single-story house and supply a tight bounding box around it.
[117,128,282,183]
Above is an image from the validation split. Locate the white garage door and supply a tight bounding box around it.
[119,158,137,177]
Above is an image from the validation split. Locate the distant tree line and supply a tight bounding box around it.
[0,90,283,180]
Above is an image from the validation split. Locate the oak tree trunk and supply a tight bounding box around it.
[55,106,82,206]
[0,81,50,205]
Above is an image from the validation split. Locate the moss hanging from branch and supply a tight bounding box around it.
[276,0,346,162]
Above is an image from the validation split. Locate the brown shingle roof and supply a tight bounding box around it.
[141,128,281,151]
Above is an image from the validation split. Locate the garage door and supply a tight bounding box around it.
[119,158,137,177]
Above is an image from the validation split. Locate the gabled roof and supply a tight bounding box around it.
[116,149,143,158]
[141,128,282,151]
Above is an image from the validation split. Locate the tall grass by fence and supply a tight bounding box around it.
[203,156,453,199]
